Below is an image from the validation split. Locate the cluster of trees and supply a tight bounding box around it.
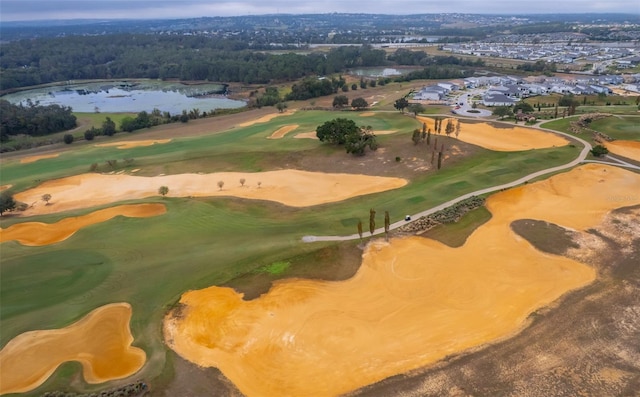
[516,60,558,75]
[41,380,148,397]
[316,118,378,156]
[0,99,76,142]
[332,95,369,110]
[388,50,485,68]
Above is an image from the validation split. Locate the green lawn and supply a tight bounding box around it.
[0,109,589,395]
[541,115,640,144]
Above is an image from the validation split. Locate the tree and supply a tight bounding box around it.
[332,95,349,109]
[513,102,534,114]
[437,150,443,170]
[407,103,425,117]
[345,127,377,156]
[455,119,461,138]
[357,220,363,240]
[427,128,431,146]
[445,119,455,137]
[63,134,74,144]
[217,180,224,190]
[412,129,421,145]
[351,97,368,110]
[120,117,137,132]
[341,85,349,92]
[240,178,246,187]
[351,83,358,91]
[590,145,609,157]
[369,208,376,235]
[316,118,359,145]
[257,181,262,188]
[421,123,427,142]
[102,117,116,136]
[0,193,16,216]
[276,102,288,113]
[384,211,390,241]
[394,97,409,113]
[158,186,169,197]
[492,106,512,119]
[41,193,52,205]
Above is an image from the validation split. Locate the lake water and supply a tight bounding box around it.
[1,81,247,114]
[348,67,421,77]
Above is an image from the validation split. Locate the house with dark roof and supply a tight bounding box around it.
[482,93,518,107]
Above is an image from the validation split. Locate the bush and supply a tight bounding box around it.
[84,130,95,141]
[590,144,609,157]
[63,134,74,144]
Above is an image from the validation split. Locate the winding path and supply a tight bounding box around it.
[302,124,637,243]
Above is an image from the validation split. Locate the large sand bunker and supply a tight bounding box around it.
[237,110,294,127]
[605,140,640,162]
[0,203,166,246]
[164,164,640,397]
[416,116,569,151]
[20,153,60,164]
[0,303,145,395]
[14,170,407,216]
[95,139,171,149]
[267,125,299,139]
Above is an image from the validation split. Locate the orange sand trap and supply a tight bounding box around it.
[267,124,299,139]
[359,112,375,117]
[606,140,640,161]
[237,110,295,127]
[20,153,60,164]
[0,303,146,395]
[0,203,166,246]
[294,129,397,140]
[14,170,407,216]
[164,164,640,397]
[417,116,569,151]
[0,184,11,191]
[95,139,171,149]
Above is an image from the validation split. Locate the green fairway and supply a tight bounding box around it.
[0,109,588,395]
[541,115,640,145]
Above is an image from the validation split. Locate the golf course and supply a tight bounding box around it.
[1,104,639,396]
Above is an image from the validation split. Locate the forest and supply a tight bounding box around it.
[0,34,479,91]
[0,100,76,142]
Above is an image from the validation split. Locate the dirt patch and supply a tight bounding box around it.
[0,184,11,191]
[0,303,145,395]
[13,170,407,216]
[95,139,171,150]
[359,112,375,117]
[237,110,295,127]
[164,164,638,397]
[0,203,166,246]
[605,140,640,161]
[416,116,569,151]
[20,153,60,164]
[510,219,580,255]
[267,124,299,139]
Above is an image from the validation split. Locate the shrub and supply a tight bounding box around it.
[63,134,74,144]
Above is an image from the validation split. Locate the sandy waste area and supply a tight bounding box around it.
[605,140,640,162]
[416,116,569,151]
[95,139,171,149]
[20,153,60,164]
[0,203,165,246]
[0,303,145,395]
[267,125,299,139]
[164,164,640,397]
[14,170,407,216]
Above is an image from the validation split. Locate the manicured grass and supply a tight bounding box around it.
[589,116,640,141]
[420,206,492,247]
[0,109,586,395]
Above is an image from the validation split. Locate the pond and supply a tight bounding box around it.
[1,81,247,114]
[347,67,422,78]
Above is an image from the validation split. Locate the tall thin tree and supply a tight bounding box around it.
[384,211,390,241]
[357,220,363,241]
[369,208,376,236]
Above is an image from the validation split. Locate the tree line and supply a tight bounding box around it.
[0,99,76,142]
[1,33,483,90]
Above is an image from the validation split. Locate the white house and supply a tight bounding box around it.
[414,85,447,101]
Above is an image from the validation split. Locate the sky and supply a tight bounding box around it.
[1,0,638,22]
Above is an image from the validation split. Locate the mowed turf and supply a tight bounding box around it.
[0,110,584,394]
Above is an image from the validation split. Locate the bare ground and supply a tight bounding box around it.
[347,205,640,397]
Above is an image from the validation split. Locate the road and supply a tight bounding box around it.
[302,124,637,243]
